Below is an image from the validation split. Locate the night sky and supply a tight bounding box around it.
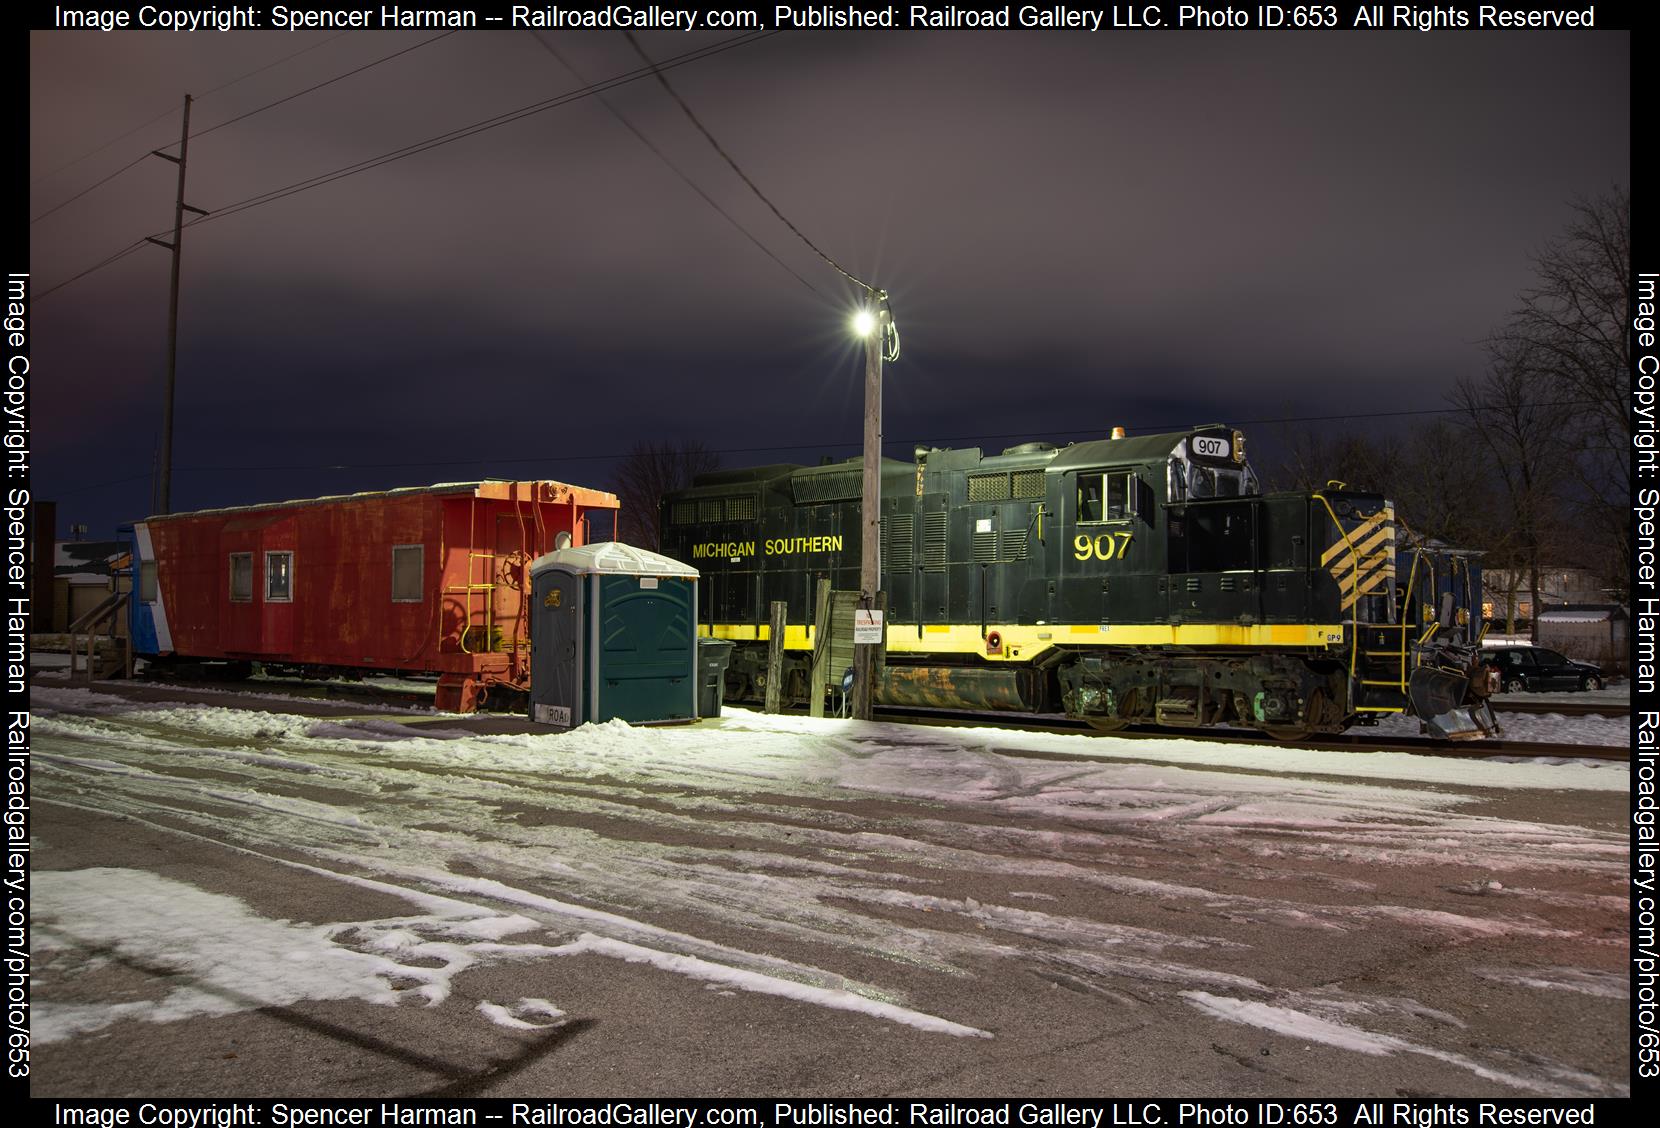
[27,23,1630,538]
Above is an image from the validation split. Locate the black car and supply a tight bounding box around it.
[1479,646,1605,693]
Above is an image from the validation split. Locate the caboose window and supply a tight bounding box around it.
[391,545,423,602]
[139,561,157,603]
[266,551,293,602]
[229,553,253,602]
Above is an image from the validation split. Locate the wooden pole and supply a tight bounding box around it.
[151,94,196,516]
[851,307,882,720]
[765,600,786,714]
[810,578,831,718]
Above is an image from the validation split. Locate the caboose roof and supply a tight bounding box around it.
[140,480,617,522]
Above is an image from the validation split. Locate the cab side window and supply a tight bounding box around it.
[1079,471,1143,523]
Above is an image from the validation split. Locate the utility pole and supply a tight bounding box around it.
[851,300,885,721]
[146,94,207,515]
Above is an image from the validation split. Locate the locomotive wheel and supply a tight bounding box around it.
[1084,717,1130,733]
[1259,687,1330,741]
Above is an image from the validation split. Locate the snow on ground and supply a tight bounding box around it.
[32,867,553,1043]
[28,686,1629,1095]
[1369,708,1629,747]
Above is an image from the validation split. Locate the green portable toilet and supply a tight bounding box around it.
[528,542,700,728]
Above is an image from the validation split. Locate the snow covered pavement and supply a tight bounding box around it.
[28,685,1630,1097]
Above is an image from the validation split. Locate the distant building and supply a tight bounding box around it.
[1536,605,1628,674]
[1480,565,1612,625]
[51,540,129,635]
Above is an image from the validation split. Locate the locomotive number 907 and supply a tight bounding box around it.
[1074,531,1133,561]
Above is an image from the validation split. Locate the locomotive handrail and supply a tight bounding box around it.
[1310,492,1364,682]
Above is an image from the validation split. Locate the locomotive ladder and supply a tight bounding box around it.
[1313,495,1407,714]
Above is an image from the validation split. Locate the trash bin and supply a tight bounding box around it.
[697,638,734,718]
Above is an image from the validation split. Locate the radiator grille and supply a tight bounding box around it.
[922,512,948,572]
[1003,529,1028,560]
[725,494,757,522]
[1011,470,1045,499]
[972,529,998,563]
[885,514,914,572]
[792,471,861,504]
[967,473,1010,503]
[671,501,697,525]
[697,498,724,523]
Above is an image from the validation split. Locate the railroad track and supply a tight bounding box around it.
[1488,696,1629,718]
[35,667,440,712]
[873,705,1630,762]
[41,668,1627,763]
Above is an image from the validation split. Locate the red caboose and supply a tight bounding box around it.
[122,480,619,711]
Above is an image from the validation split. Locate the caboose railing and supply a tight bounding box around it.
[68,590,131,682]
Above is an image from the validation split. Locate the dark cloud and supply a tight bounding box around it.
[27,27,1630,534]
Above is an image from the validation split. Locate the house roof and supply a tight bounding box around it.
[54,540,127,581]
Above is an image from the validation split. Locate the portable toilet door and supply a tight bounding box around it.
[592,570,697,723]
[530,566,585,728]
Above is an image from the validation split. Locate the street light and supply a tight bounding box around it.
[851,296,891,721]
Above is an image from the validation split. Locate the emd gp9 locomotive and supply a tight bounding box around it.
[660,425,1490,738]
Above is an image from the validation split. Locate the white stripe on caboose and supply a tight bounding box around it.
[133,522,174,653]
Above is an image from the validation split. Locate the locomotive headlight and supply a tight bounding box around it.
[853,309,877,337]
[1232,430,1246,463]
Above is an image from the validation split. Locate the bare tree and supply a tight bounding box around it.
[1388,420,1509,549]
[1270,416,1509,555]
[614,440,719,550]
[1486,189,1631,599]
[1268,426,1403,495]
[1452,339,1575,641]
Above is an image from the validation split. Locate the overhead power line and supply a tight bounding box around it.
[528,32,826,299]
[31,32,456,227]
[189,31,458,143]
[179,32,776,231]
[31,32,350,188]
[48,399,1604,498]
[38,31,778,302]
[29,151,157,227]
[623,31,879,298]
